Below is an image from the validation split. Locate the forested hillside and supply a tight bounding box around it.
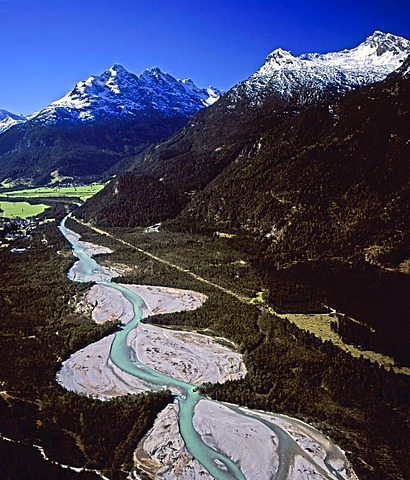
[83,61,409,270]
[77,172,186,227]
[176,68,409,264]
[78,64,410,364]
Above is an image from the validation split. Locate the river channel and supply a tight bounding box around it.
[58,216,356,480]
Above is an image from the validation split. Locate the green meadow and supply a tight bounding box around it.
[0,201,50,219]
[1,183,105,201]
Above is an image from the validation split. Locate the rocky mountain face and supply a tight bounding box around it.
[0,65,220,184]
[32,64,220,125]
[0,109,27,134]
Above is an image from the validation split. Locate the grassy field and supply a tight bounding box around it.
[275,311,410,375]
[1,183,105,201]
[0,201,50,219]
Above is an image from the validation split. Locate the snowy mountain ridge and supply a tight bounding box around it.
[0,65,221,184]
[4,32,408,130]
[231,31,410,106]
[32,65,221,125]
[0,109,28,134]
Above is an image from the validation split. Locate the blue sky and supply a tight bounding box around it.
[1,0,410,115]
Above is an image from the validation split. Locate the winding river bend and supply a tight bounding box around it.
[58,216,357,480]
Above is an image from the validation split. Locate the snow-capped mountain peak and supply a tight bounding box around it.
[181,77,222,105]
[357,30,409,57]
[204,86,221,105]
[234,31,410,106]
[139,67,178,86]
[313,31,410,68]
[109,63,128,75]
[264,48,297,67]
[0,109,27,134]
[31,65,221,125]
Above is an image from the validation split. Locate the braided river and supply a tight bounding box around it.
[58,216,357,480]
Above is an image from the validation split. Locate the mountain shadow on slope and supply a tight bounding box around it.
[0,115,188,185]
[171,67,410,364]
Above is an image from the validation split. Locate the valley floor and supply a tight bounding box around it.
[79,218,409,375]
[56,232,356,480]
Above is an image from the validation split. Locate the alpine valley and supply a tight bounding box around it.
[1,31,409,480]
